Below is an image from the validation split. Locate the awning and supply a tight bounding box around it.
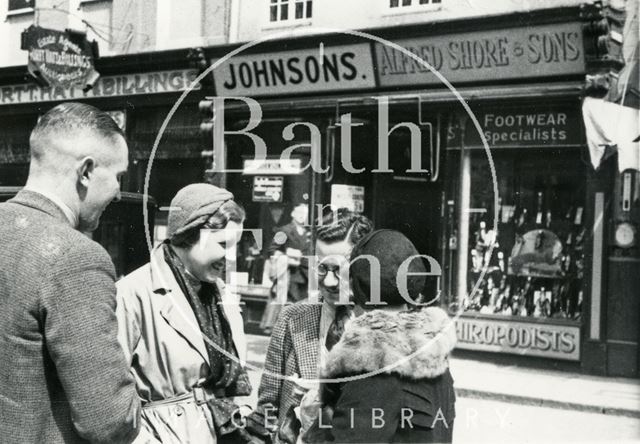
[220,81,584,114]
[582,97,640,172]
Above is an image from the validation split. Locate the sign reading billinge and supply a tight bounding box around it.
[0,69,200,105]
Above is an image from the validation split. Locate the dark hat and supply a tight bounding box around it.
[349,229,426,307]
[167,183,234,239]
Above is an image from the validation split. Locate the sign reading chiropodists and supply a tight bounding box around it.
[456,316,581,361]
[375,22,585,86]
[212,44,376,96]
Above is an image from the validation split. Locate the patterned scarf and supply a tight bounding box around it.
[163,244,252,436]
[325,305,351,351]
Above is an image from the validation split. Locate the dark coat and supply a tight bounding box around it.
[269,221,311,301]
[306,307,457,444]
[0,190,141,444]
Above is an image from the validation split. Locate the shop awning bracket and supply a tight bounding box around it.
[324,123,336,183]
[399,95,442,183]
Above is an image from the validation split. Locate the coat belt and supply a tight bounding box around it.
[143,386,224,408]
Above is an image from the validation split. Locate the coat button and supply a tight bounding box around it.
[175,405,185,416]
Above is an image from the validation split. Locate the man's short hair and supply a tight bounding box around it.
[30,102,124,160]
[316,208,373,245]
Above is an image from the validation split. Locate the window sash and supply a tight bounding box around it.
[270,0,312,22]
[8,0,35,11]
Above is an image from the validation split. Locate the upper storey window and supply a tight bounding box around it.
[270,0,312,22]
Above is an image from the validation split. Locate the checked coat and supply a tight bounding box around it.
[256,302,322,444]
[0,190,141,444]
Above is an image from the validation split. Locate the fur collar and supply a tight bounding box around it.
[322,307,457,380]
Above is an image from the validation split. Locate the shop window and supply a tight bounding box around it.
[7,0,34,15]
[449,149,585,321]
[270,0,312,22]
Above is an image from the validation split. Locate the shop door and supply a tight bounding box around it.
[371,114,444,256]
[326,106,445,295]
[373,176,442,258]
[224,119,319,284]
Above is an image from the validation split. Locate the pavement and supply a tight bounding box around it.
[450,358,640,418]
[245,334,640,418]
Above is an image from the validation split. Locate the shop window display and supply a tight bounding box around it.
[462,149,585,320]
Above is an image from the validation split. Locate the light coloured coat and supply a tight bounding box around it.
[116,245,247,443]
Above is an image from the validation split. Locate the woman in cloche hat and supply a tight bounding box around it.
[116,183,255,443]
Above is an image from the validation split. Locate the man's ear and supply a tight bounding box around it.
[77,156,95,187]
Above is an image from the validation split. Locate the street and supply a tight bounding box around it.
[244,335,640,443]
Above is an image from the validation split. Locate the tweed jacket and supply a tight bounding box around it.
[256,302,322,443]
[0,190,141,444]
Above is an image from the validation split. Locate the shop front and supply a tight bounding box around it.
[206,4,636,376]
[444,100,588,368]
[0,53,209,275]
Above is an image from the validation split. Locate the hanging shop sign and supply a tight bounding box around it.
[456,316,581,361]
[212,44,376,96]
[243,158,303,175]
[0,69,199,105]
[252,176,284,202]
[330,184,365,213]
[447,105,584,149]
[21,25,100,90]
[375,22,585,87]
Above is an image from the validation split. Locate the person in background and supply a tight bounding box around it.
[305,230,457,443]
[253,209,374,444]
[0,102,140,443]
[261,203,312,333]
[116,183,254,443]
[271,202,312,302]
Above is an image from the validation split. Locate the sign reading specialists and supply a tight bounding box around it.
[375,22,585,86]
[447,105,583,149]
[21,25,99,89]
[456,316,580,361]
[0,69,199,105]
[212,44,375,96]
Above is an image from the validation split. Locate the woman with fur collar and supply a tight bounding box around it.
[303,230,457,443]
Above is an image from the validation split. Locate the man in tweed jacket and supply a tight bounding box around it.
[255,211,373,444]
[0,103,141,443]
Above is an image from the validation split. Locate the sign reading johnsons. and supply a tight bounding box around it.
[212,44,376,96]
